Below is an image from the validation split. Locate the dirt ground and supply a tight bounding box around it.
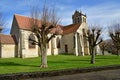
[25,69,120,80]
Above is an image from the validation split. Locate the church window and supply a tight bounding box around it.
[83,17,86,23]
[29,34,36,48]
[57,37,61,48]
[75,18,77,23]
[73,36,75,48]
[82,29,85,34]
[78,17,80,23]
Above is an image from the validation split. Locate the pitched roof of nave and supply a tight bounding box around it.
[0,34,17,44]
[14,14,41,30]
[14,14,63,30]
[63,23,81,35]
[13,14,81,35]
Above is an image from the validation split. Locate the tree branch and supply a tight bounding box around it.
[47,34,56,43]
[29,38,39,45]
[96,39,103,46]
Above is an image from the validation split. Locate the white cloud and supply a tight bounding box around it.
[55,1,120,39]
[82,2,120,39]
[82,2,120,25]
[57,1,120,26]
[1,0,120,38]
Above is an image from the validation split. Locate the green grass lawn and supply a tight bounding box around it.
[0,55,120,74]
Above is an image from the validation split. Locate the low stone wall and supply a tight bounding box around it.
[1,44,15,58]
[0,65,120,80]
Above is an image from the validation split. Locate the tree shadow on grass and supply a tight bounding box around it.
[0,62,39,67]
[96,57,118,60]
[68,59,90,62]
[48,61,67,64]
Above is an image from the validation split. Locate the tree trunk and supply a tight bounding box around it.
[117,49,120,56]
[89,47,92,55]
[102,50,105,55]
[91,47,95,64]
[40,45,48,68]
[118,49,120,56]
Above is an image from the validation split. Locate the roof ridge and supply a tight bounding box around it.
[14,14,41,21]
[14,14,31,19]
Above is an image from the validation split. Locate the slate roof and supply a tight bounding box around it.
[0,34,17,44]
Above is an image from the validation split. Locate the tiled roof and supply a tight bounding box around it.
[14,14,80,35]
[14,14,41,30]
[0,34,16,44]
[63,23,81,35]
[14,14,63,34]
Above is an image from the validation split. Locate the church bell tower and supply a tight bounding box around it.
[72,10,87,24]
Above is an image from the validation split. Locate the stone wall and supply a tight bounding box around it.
[51,35,62,55]
[76,23,90,55]
[19,30,39,58]
[19,29,60,57]
[1,44,15,58]
[61,33,75,54]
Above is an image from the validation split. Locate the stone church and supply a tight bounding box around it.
[0,10,89,58]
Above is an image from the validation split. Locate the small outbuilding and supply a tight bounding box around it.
[0,34,17,58]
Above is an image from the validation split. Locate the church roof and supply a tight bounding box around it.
[13,14,81,35]
[14,14,41,30]
[63,23,81,35]
[14,14,63,33]
[0,34,17,44]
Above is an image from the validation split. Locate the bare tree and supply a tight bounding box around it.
[99,41,107,55]
[105,39,115,54]
[29,5,62,68]
[85,25,102,64]
[0,12,5,33]
[109,23,120,56]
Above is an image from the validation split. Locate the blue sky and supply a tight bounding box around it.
[1,0,120,39]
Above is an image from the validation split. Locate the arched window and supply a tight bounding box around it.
[73,35,75,48]
[78,17,80,23]
[83,17,86,23]
[29,34,36,48]
[82,29,86,35]
[75,18,77,23]
[56,37,61,48]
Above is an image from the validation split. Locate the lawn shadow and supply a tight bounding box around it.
[68,59,90,62]
[48,61,67,64]
[0,62,39,67]
[96,57,118,60]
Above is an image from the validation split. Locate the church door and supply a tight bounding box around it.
[65,44,68,53]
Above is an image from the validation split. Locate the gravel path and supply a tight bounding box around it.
[25,69,120,80]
